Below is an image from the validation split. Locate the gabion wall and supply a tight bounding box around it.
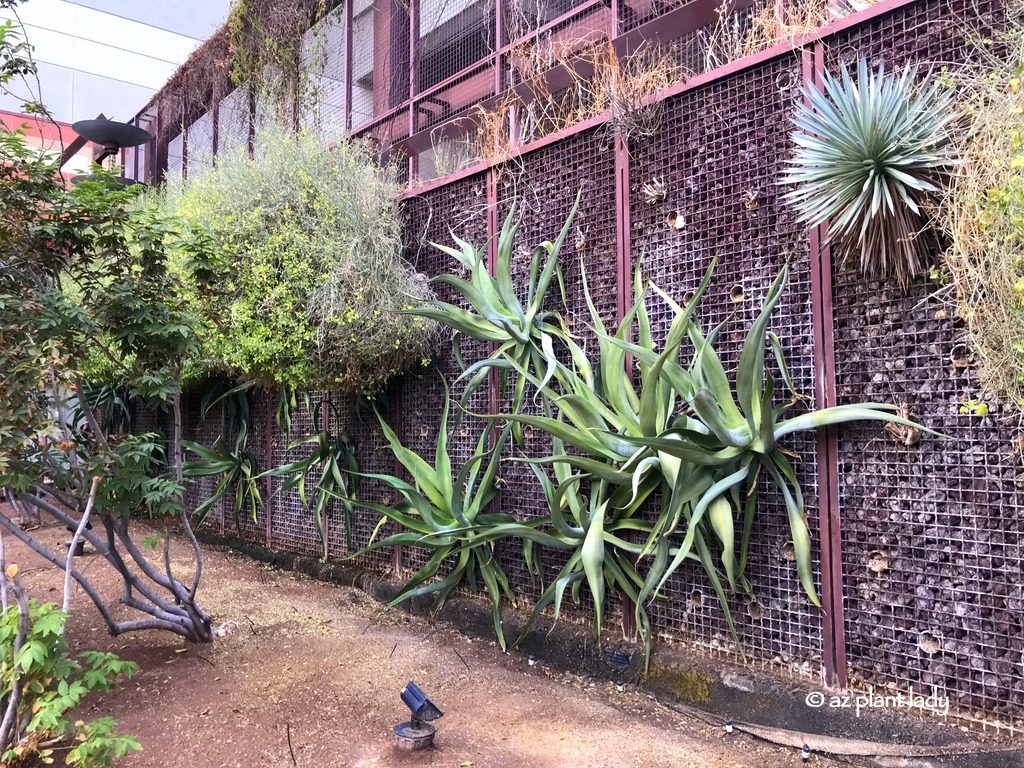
[174,0,1022,730]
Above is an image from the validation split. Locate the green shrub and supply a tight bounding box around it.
[160,128,438,393]
[942,26,1024,409]
[0,599,139,767]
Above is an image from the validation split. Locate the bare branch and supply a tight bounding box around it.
[0,513,121,634]
[0,579,29,752]
[63,476,100,614]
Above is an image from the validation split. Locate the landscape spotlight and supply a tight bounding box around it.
[394,681,443,750]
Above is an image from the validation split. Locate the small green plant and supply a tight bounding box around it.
[403,192,584,442]
[958,399,990,416]
[782,58,957,286]
[0,596,139,767]
[262,399,360,558]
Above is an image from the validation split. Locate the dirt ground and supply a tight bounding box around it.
[6,521,843,768]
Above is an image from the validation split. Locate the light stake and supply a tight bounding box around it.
[394,681,443,750]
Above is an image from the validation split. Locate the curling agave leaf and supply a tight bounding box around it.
[774,404,939,440]
[735,263,788,437]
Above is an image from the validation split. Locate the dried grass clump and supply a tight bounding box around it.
[701,0,878,71]
[455,40,686,168]
[942,22,1024,410]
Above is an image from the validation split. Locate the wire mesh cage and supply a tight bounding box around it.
[399,173,491,578]
[823,0,1022,726]
[628,51,823,672]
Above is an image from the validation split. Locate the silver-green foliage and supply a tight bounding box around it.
[368,201,930,665]
[160,128,438,393]
[781,58,956,286]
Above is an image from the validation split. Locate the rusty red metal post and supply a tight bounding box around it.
[805,44,847,688]
[263,394,274,549]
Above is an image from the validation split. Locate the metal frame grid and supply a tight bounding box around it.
[185,110,216,177]
[400,173,491,579]
[823,0,1022,728]
[300,3,349,142]
[418,0,497,94]
[266,392,322,557]
[216,89,251,157]
[628,53,824,675]
[492,126,620,615]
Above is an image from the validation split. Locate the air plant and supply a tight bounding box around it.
[781,58,957,286]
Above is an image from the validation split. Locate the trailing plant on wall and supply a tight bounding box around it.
[941,20,1024,411]
[227,0,329,121]
[159,128,438,394]
[781,58,957,287]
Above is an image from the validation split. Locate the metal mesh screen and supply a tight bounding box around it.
[825,0,1022,725]
[503,0,597,43]
[301,4,349,142]
[166,132,184,181]
[337,390,399,571]
[267,392,322,557]
[491,127,619,613]
[217,89,250,157]
[629,52,823,673]
[185,110,215,177]
[350,0,410,128]
[400,173,491,576]
[418,0,496,92]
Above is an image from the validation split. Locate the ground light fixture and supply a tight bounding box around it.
[394,681,443,750]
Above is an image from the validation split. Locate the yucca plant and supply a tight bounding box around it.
[402,191,589,441]
[781,58,957,286]
[259,399,359,559]
[352,382,563,650]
